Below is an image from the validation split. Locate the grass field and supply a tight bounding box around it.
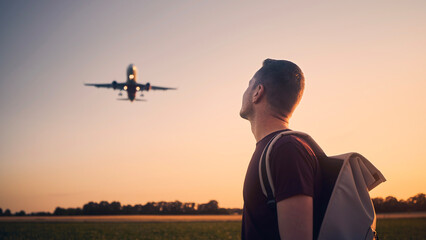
[0,218,424,240]
[376,218,426,240]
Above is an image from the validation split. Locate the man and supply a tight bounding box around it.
[240,59,321,240]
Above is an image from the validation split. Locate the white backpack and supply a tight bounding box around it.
[259,130,386,240]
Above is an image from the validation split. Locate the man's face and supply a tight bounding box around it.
[240,77,256,120]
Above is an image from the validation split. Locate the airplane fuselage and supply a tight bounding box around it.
[125,64,138,101]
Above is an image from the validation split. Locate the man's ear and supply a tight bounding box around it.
[252,84,264,103]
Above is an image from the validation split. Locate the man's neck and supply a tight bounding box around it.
[250,114,289,142]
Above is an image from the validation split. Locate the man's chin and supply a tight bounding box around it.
[239,110,249,120]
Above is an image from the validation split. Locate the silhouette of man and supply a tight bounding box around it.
[240,59,321,239]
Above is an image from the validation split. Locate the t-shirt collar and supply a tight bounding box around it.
[256,129,291,146]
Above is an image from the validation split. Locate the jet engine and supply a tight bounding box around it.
[112,81,118,89]
[145,82,151,91]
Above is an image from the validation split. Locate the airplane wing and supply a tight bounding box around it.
[151,85,177,90]
[85,82,126,90]
[136,83,177,91]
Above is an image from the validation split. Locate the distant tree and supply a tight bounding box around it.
[198,200,219,214]
[54,207,82,216]
[372,197,385,212]
[227,208,243,215]
[0,208,3,216]
[4,209,11,216]
[83,201,99,215]
[382,196,401,212]
[216,208,230,214]
[54,207,66,215]
[15,210,26,216]
[109,201,121,214]
[372,193,426,213]
[81,201,123,215]
[157,201,167,214]
[142,202,159,214]
[133,204,143,214]
[99,201,109,214]
[183,202,196,214]
[122,204,134,215]
[30,212,51,216]
[67,207,82,215]
[164,201,183,214]
[407,193,426,211]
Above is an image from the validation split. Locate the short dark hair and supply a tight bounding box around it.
[254,59,305,118]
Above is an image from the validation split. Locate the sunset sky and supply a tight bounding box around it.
[1,0,425,213]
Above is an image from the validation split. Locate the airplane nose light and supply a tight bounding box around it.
[124,86,128,90]
[129,74,134,80]
[136,86,140,91]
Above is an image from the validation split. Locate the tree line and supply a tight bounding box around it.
[0,200,243,216]
[0,193,424,216]
[372,193,425,213]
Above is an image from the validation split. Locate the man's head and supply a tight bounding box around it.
[240,59,305,121]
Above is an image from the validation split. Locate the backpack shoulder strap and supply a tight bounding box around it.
[259,130,327,210]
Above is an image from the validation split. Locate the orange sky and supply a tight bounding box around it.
[0,1,425,213]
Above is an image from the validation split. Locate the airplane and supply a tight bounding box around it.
[84,64,177,102]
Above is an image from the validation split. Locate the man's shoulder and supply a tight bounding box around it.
[271,134,316,159]
[273,134,308,149]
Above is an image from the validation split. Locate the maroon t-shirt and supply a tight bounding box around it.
[242,130,321,240]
